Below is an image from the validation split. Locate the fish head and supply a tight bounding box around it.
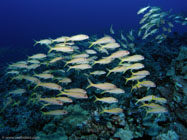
[58,100,63,105]
[84,94,88,99]
[58,85,62,91]
[63,110,68,114]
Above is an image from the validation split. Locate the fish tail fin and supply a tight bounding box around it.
[135,99,140,105]
[89,42,94,48]
[86,78,93,89]
[64,62,68,67]
[57,92,63,96]
[33,84,39,90]
[94,96,99,103]
[106,68,111,77]
[125,77,129,84]
[48,46,53,53]
[67,66,71,72]
[99,106,105,114]
[40,103,50,110]
[33,40,38,46]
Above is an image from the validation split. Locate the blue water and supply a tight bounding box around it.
[0,0,186,47]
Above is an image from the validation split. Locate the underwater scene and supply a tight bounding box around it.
[0,0,187,140]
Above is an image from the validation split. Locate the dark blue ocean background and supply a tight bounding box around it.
[0,0,186,67]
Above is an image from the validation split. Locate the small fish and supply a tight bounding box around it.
[90,71,106,76]
[93,57,113,66]
[33,39,52,46]
[52,36,69,43]
[124,63,144,73]
[107,50,130,59]
[27,64,40,70]
[101,88,125,94]
[55,97,73,103]
[67,64,92,71]
[27,59,40,64]
[106,66,126,76]
[89,36,116,48]
[58,77,72,84]
[85,49,97,54]
[9,88,26,95]
[100,108,123,114]
[136,95,156,104]
[29,53,47,59]
[67,34,89,41]
[138,80,156,88]
[48,46,74,53]
[39,98,63,105]
[34,82,62,91]
[152,96,167,104]
[49,57,64,64]
[87,78,117,90]
[125,75,147,84]
[23,76,41,84]
[110,24,115,34]
[120,55,144,64]
[100,42,120,50]
[140,103,163,109]
[95,96,118,103]
[72,53,89,58]
[131,70,150,76]
[34,73,54,79]
[64,88,86,94]
[137,5,150,14]
[42,110,68,115]
[64,57,89,67]
[58,91,88,99]
[8,63,28,69]
[6,70,19,75]
[146,107,168,115]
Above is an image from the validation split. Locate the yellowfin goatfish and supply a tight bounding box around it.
[58,77,72,84]
[100,42,120,50]
[33,39,52,46]
[120,55,144,64]
[100,108,123,114]
[67,64,92,71]
[58,91,88,99]
[107,50,130,59]
[90,70,106,76]
[64,88,86,94]
[9,88,26,95]
[124,63,144,73]
[89,36,116,48]
[106,66,126,76]
[42,110,68,115]
[64,57,89,67]
[39,98,63,105]
[67,34,89,41]
[92,57,113,66]
[87,79,117,90]
[137,5,150,15]
[48,46,74,53]
[28,53,47,59]
[125,75,147,84]
[95,96,118,103]
[146,107,168,115]
[33,73,54,79]
[55,97,73,103]
[34,82,62,91]
[52,36,69,43]
[101,88,125,94]
[131,70,150,76]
